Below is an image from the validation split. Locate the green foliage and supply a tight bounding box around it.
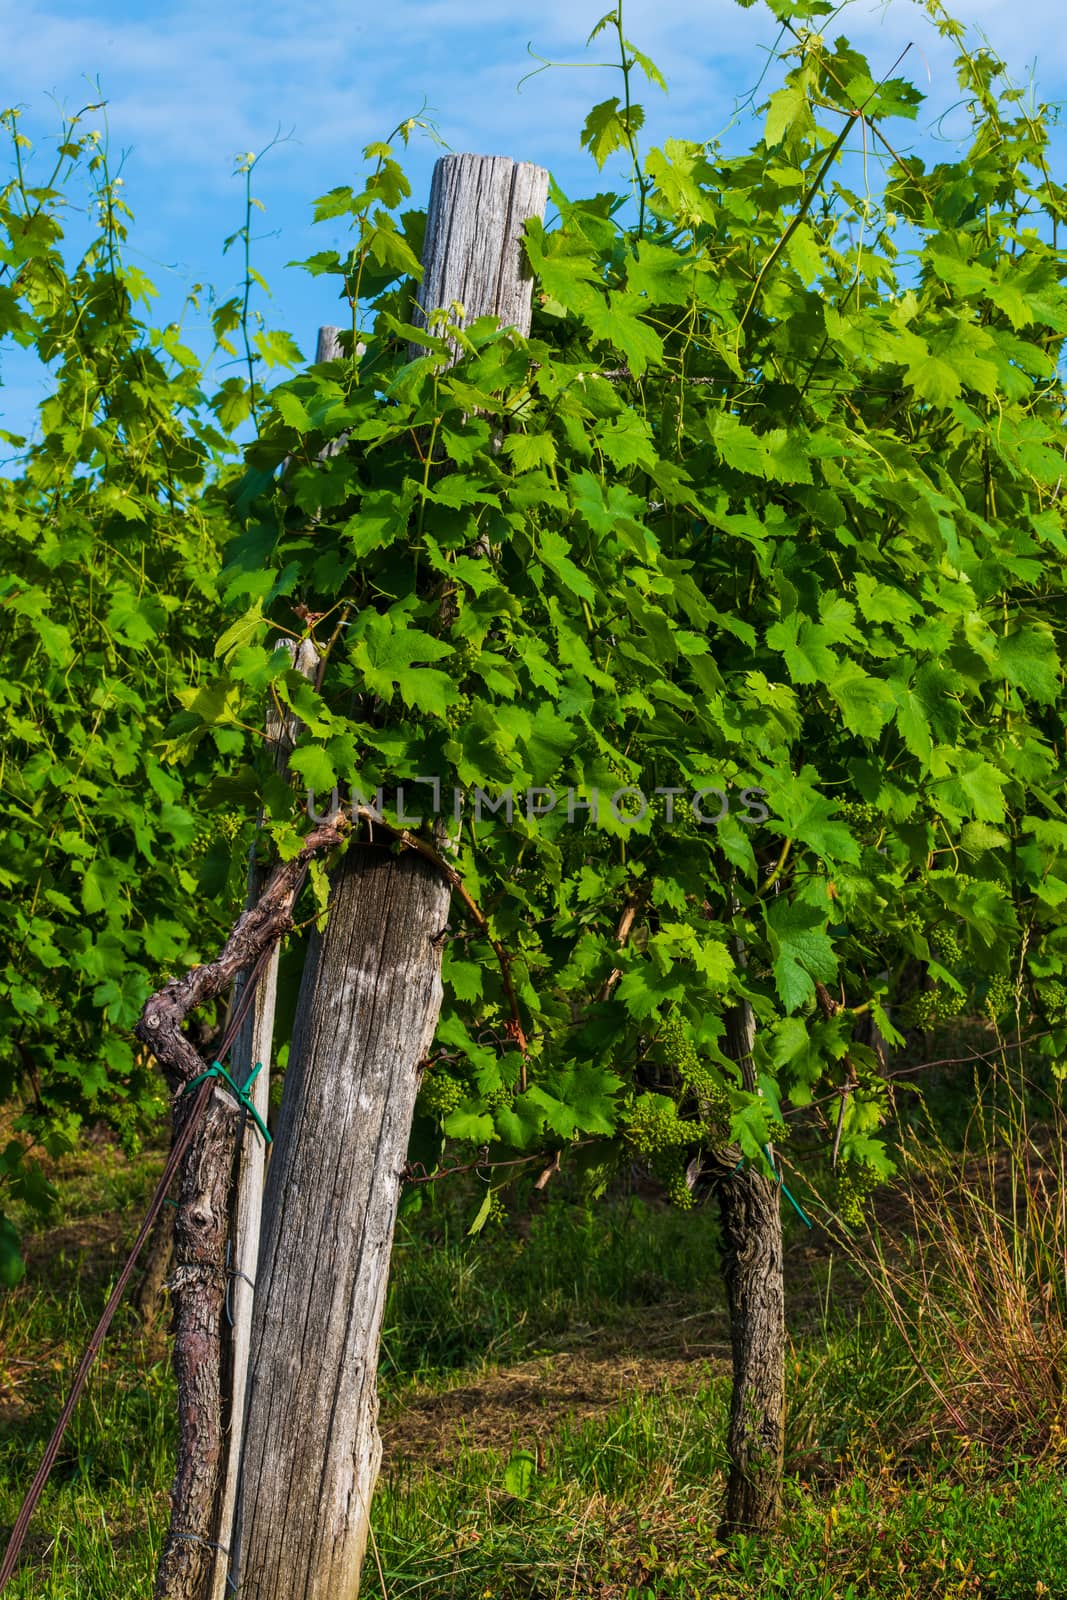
[5,2,1067,1246]
[180,4,1067,1212]
[0,109,268,1266]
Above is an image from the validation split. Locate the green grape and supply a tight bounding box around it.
[840,800,879,832]
[613,788,645,820]
[227,809,247,841]
[910,984,967,1025]
[908,989,941,1027]
[417,1071,464,1119]
[624,1093,695,1155]
[1039,979,1067,1019]
[624,1094,700,1207]
[833,1160,880,1227]
[188,823,213,861]
[190,808,246,859]
[657,1014,729,1139]
[929,925,963,966]
[936,987,966,1020]
[984,974,1016,1017]
[444,694,471,731]
[661,1150,695,1210]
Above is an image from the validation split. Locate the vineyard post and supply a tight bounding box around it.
[226,153,549,1600]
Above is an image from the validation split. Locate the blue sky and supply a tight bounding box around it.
[2,0,1066,444]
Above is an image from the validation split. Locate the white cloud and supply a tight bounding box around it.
[2,0,1064,441]
[3,0,1061,193]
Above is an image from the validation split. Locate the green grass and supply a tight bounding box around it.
[2,1129,1066,1599]
[0,1288,172,1597]
[365,1447,1067,1599]
[381,1186,719,1378]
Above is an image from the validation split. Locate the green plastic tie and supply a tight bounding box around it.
[731,1146,813,1229]
[182,1061,271,1145]
[764,1143,813,1229]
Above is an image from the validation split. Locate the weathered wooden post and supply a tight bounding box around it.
[227,153,548,1600]
[315,326,344,362]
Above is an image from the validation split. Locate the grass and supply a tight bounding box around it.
[364,1453,1067,1599]
[381,1186,718,1379]
[2,1068,1067,1598]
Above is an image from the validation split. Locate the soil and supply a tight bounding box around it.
[380,1302,731,1463]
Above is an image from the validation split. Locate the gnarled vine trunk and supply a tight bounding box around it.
[715,1162,786,1531]
[715,999,786,1534]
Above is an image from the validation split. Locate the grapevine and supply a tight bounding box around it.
[930,926,964,967]
[983,974,1017,1018]
[443,693,471,732]
[908,987,967,1027]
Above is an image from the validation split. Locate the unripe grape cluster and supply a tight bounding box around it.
[190,808,245,859]
[219,809,245,841]
[839,800,880,835]
[834,1160,880,1227]
[624,1093,694,1155]
[983,974,1017,1017]
[1039,979,1067,1019]
[662,1153,695,1209]
[909,986,966,1026]
[623,1092,699,1210]
[190,823,213,860]
[444,693,471,731]
[605,755,639,790]
[929,925,963,967]
[417,1071,464,1119]
[657,1013,729,1141]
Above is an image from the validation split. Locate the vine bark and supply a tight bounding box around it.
[135,819,345,1600]
[714,999,786,1535]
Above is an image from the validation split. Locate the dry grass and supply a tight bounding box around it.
[840,1065,1067,1464]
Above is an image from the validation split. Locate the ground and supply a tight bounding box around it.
[2,1084,1066,1598]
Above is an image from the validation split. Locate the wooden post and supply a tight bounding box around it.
[315,326,345,363]
[230,853,450,1599]
[311,326,363,462]
[207,636,319,1600]
[415,153,550,345]
[227,153,547,1600]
